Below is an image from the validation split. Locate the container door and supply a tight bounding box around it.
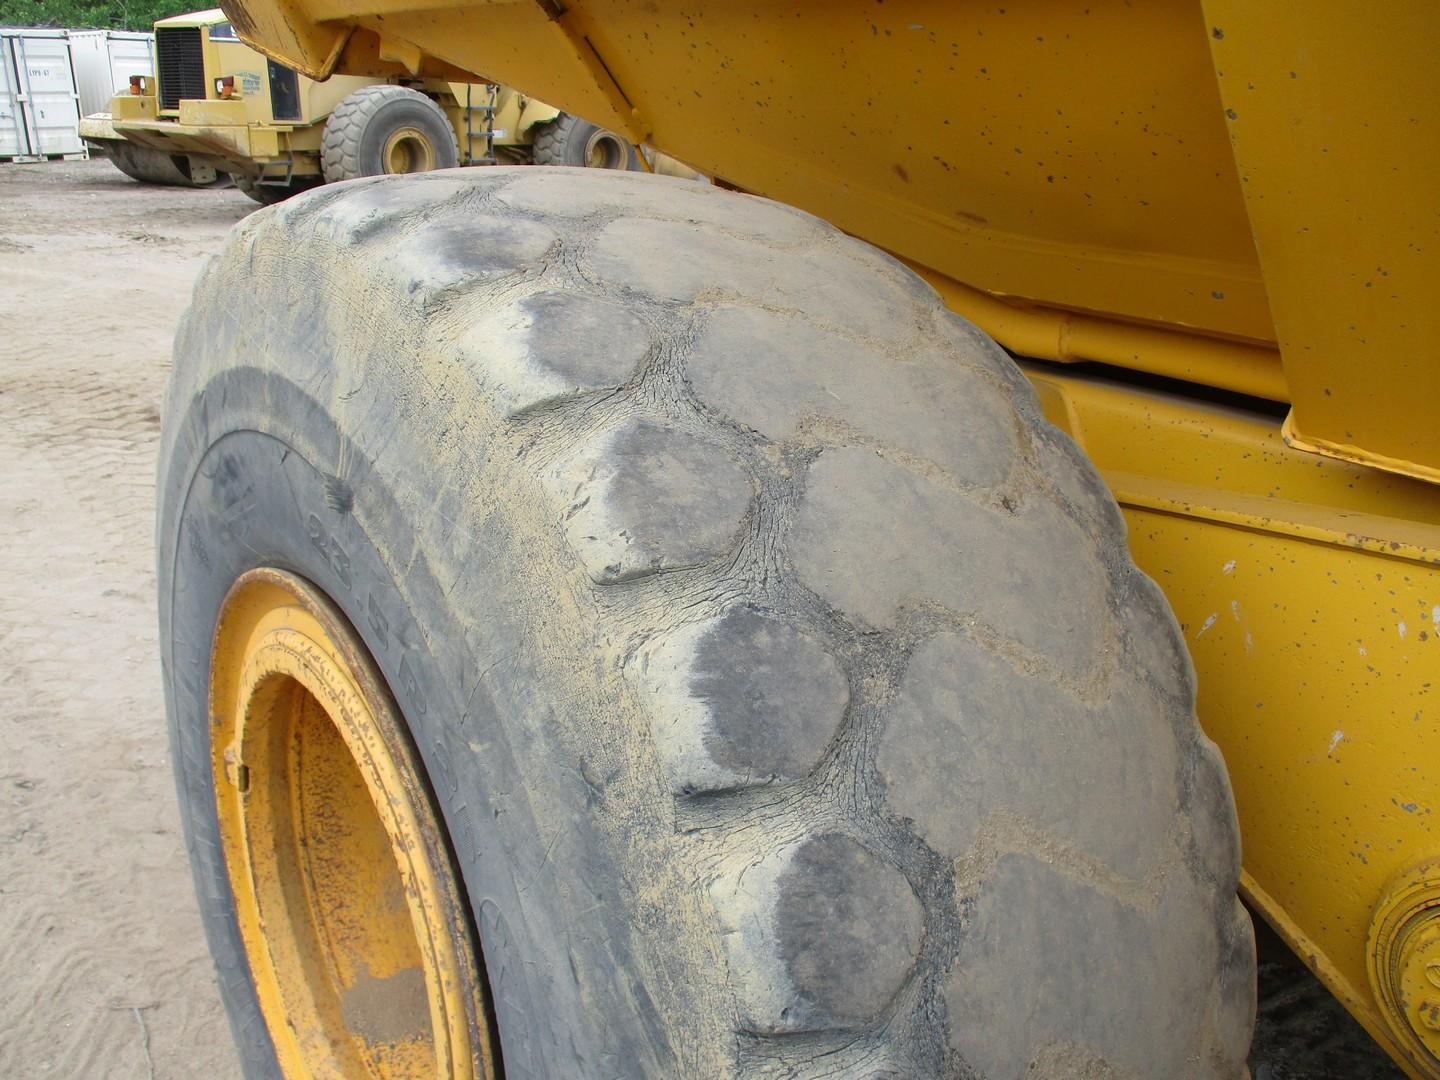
[0,37,29,158]
[15,33,84,157]
[106,33,154,108]
[67,31,110,117]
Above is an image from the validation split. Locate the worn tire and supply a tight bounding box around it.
[159,168,1255,1079]
[531,112,641,170]
[321,84,459,183]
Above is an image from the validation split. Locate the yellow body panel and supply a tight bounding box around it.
[153,6,224,26]
[225,0,1274,339]
[177,98,249,126]
[1200,1,1440,485]
[109,91,157,123]
[116,115,259,159]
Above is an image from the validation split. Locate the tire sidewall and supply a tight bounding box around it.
[159,364,669,1078]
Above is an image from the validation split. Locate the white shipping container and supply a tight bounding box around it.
[0,36,23,158]
[68,29,153,117]
[1,29,85,160]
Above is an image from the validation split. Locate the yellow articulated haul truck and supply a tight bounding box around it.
[155,2,1438,1078]
[90,8,648,200]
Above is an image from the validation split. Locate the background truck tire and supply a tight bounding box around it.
[321,84,460,182]
[158,168,1255,1078]
[531,112,641,170]
[106,141,229,187]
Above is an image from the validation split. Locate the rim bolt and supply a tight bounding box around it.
[1419,1002,1440,1032]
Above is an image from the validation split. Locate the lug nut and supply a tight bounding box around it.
[1418,1001,1440,1032]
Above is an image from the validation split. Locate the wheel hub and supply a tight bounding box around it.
[583,129,626,170]
[383,127,436,174]
[1369,858,1440,1074]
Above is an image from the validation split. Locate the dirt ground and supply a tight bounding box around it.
[0,158,1408,1079]
[0,158,246,1078]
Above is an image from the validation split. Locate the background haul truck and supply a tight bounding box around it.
[154,2,1440,1078]
[89,8,651,200]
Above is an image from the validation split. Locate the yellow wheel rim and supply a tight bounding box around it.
[210,568,495,1079]
[583,129,627,170]
[382,127,436,174]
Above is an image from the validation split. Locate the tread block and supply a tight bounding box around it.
[273,178,559,294]
[385,214,558,292]
[303,176,481,240]
[1182,738,1243,888]
[457,290,651,415]
[1209,899,1258,1075]
[790,447,1108,674]
[631,605,849,794]
[688,305,1019,486]
[876,633,1176,879]
[591,217,926,337]
[495,169,826,246]
[711,832,923,1032]
[544,417,752,582]
[945,855,1219,1079]
[1034,427,1128,538]
[1123,572,1198,701]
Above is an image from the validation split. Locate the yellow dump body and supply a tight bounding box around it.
[216,0,1440,1074]
[221,0,1439,478]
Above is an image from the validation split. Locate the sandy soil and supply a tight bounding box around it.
[0,158,1409,1080]
[0,158,246,1079]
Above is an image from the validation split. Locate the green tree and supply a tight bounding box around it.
[0,0,196,31]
